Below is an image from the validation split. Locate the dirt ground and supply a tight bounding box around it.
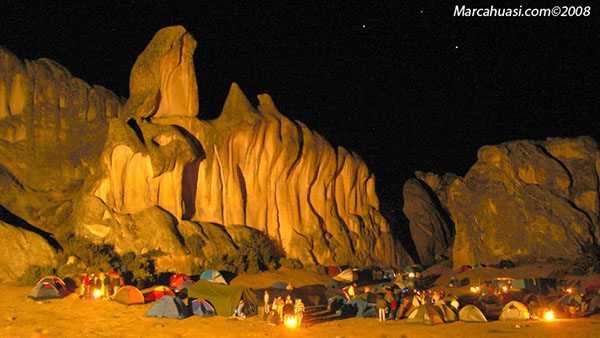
[2,265,599,337]
[1,283,598,338]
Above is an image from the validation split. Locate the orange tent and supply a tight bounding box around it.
[113,286,145,305]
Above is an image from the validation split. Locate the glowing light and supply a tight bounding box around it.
[470,286,480,293]
[544,310,555,321]
[93,289,102,299]
[450,300,460,309]
[501,286,508,293]
[408,272,415,279]
[284,315,298,329]
[566,288,572,294]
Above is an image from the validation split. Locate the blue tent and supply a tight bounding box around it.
[200,270,227,284]
[144,296,189,319]
[349,298,376,318]
[192,299,216,316]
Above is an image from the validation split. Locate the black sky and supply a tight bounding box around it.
[1,1,599,214]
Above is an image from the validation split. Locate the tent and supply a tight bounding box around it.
[458,265,472,273]
[325,265,342,277]
[36,276,66,289]
[348,298,375,318]
[170,273,194,291]
[406,304,445,325]
[270,282,288,290]
[145,295,189,319]
[112,286,145,305]
[29,275,67,300]
[585,280,600,295]
[402,264,423,274]
[435,303,457,322]
[200,269,227,285]
[29,282,61,300]
[145,286,175,302]
[188,279,258,316]
[459,304,488,322]
[499,301,530,321]
[327,295,347,312]
[559,294,582,306]
[333,269,358,283]
[191,299,216,316]
[587,295,600,314]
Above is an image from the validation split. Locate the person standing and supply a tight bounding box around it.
[294,298,305,327]
[376,295,388,322]
[263,290,270,317]
[275,296,285,320]
[347,283,357,299]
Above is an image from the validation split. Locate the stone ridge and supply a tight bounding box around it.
[0,26,408,278]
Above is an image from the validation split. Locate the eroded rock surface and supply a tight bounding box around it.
[0,26,407,276]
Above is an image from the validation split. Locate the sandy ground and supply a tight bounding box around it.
[1,283,599,338]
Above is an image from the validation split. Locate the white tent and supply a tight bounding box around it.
[333,268,358,283]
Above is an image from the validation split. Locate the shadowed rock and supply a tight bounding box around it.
[403,178,453,266]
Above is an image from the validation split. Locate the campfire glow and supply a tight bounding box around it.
[93,289,102,299]
[284,315,298,329]
[544,310,555,321]
[469,286,480,293]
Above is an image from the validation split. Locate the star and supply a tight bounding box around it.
[362,24,366,28]
[455,45,459,49]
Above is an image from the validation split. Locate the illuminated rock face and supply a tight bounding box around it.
[413,137,600,268]
[0,47,121,234]
[154,85,406,267]
[0,26,407,276]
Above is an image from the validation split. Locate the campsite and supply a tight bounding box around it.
[3,262,600,338]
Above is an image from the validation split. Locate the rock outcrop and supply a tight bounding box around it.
[0,220,56,281]
[0,26,408,277]
[403,178,453,266]
[0,47,121,235]
[411,137,600,268]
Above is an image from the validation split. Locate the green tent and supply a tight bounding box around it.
[187,280,259,317]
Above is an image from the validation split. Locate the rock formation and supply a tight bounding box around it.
[0,26,408,278]
[402,178,453,266]
[409,137,600,268]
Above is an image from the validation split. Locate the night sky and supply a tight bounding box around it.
[1,1,599,216]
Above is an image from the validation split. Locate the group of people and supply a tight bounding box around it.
[372,287,449,322]
[79,272,124,299]
[263,290,305,326]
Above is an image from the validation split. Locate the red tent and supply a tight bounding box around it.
[325,265,342,277]
[144,286,175,302]
[458,265,472,273]
[169,273,194,290]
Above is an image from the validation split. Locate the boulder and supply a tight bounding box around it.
[416,137,600,268]
[403,178,453,266]
[0,220,56,281]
